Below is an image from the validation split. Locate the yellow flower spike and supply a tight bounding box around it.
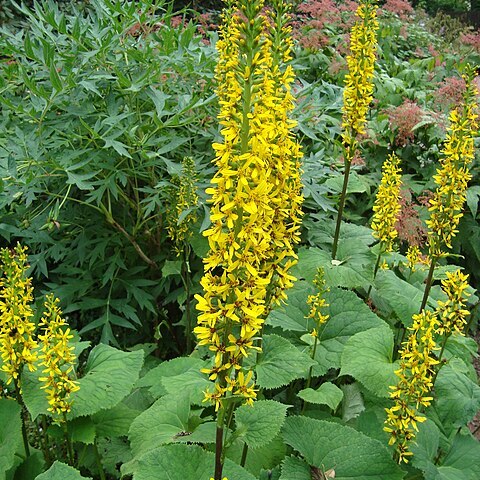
[195,0,303,410]
[0,244,38,388]
[426,65,479,258]
[38,294,80,420]
[371,153,403,253]
[436,270,471,336]
[306,268,330,332]
[342,0,379,143]
[384,309,439,462]
[332,0,378,260]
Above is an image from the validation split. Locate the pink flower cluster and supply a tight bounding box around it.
[460,32,480,53]
[386,99,424,147]
[433,76,466,110]
[395,189,427,248]
[293,0,358,50]
[380,0,414,20]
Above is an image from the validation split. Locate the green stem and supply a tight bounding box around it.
[40,415,51,466]
[332,158,353,260]
[301,335,319,414]
[214,406,226,480]
[240,442,249,468]
[366,251,382,300]
[182,245,193,354]
[62,415,74,466]
[93,438,107,480]
[14,378,30,457]
[432,333,450,387]
[420,258,437,312]
[394,324,406,361]
[221,401,237,464]
[305,336,318,392]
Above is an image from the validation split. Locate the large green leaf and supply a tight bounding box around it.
[433,360,480,431]
[298,382,343,410]
[128,393,191,458]
[292,245,375,289]
[307,288,384,376]
[411,420,441,478]
[282,416,404,480]
[161,368,211,405]
[136,357,205,398]
[267,281,313,332]
[130,444,256,480]
[128,392,216,460]
[279,456,312,480]
[235,400,289,449]
[374,270,425,325]
[12,451,44,480]
[34,461,91,480]
[226,435,286,476]
[340,325,400,397]
[70,345,144,418]
[0,399,22,477]
[340,383,365,422]
[413,429,480,480]
[23,345,144,420]
[93,402,141,438]
[255,335,315,389]
[438,433,480,480]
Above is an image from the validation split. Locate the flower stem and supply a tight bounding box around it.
[62,414,74,466]
[182,245,193,354]
[432,333,451,387]
[301,335,319,414]
[420,258,437,312]
[214,406,226,480]
[332,158,353,260]
[240,442,249,467]
[14,377,30,457]
[366,251,382,300]
[93,438,106,480]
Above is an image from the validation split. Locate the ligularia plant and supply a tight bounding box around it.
[332,0,379,259]
[194,0,303,477]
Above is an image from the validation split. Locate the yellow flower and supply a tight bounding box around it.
[371,153,402,252]
[38,294,79,418]
[306,267,330,333]
[384,309,439,462]
[0,244,38,387]
[426,65,479,258]
[342,0,379,152]
[435,270,470,336]
[195,0,303,409]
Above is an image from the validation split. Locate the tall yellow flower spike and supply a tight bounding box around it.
[426,65,479,258]
[332,0,378,259]
[435,270,470,336]
[195,0,303,410]
[384,309,439,463]
[342,0,379,146]
[0,244,38,388]
[371,153,403,253]
[38,294,80,419]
